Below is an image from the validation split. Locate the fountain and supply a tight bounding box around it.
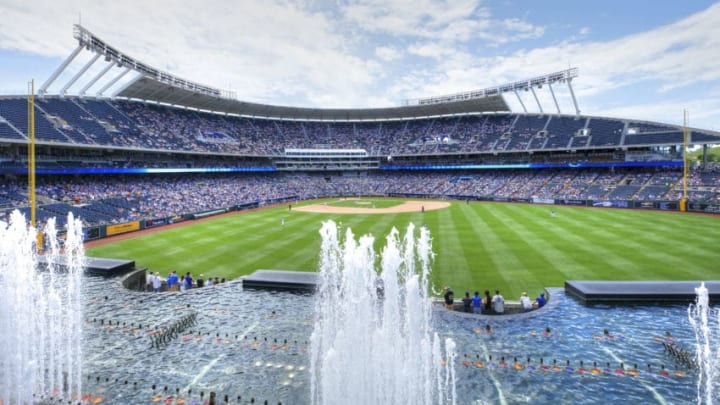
[689,282,720,405]
[0,211,85,404]
[310,221,456,405]
[0,212,709,404]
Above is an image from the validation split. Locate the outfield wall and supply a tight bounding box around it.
[82,194,719,243]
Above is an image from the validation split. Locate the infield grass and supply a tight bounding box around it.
[87,199,720,299]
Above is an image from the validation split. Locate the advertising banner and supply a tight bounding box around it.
[591,200,629,208]
[532,198,555,204]
[106,221,140,236]
[559,199,586,206]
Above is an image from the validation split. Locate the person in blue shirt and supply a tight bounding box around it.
[535,292,547,308]
[166,271,179,292]
[185,272,194,289]
[472,291,482,314]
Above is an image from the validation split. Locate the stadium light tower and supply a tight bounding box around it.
[406,68,580,115]
[41,24,230,100]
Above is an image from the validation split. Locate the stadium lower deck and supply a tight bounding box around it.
[1,95,719,229]
[1,167,719,229]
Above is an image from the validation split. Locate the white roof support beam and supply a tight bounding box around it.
[78,62,114,97]
[513,90,527,113]
[79,62,114,96]
[567,78,581,115]
[530,86,543,114]
[96,67,131,97]
[38,44,83,97]
[409,67,579,106]
[59,53,100,97]
[548,82,561,114]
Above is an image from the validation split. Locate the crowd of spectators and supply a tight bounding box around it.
[2,165,719,229]
[3,97,717,156]
[453,287,547,315]
[147,270,226,292]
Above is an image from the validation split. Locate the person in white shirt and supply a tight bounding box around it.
[152,272,162,292]
[492,290,505,314]
[520,292,533,312]
[146,271,155,292]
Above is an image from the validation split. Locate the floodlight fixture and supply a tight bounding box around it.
[406,67,579,108]
[69,24,226,99]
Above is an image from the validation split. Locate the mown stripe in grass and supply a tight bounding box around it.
[87,200,720,300]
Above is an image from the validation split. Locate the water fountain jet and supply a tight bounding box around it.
[689,282,720,405]
[310,221,455,405]
[0,211,84,404]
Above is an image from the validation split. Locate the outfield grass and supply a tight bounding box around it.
[87,199,720,300]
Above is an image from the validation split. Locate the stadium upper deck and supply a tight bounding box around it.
[1,24,718,162]
[0,96,718,158]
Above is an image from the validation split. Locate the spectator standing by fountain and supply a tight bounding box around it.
[152,272,162,292]
[443,287,454,309]
[483,290,492,313]
[462,292,472,313]
[492,290,505,314]
[146,271,155,292]
[185,272,194,290]
[197,274,205,288]
[167,271,179,292]
[520,292,533,312]
[472,291,482,314]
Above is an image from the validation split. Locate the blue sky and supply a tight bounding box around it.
[1,0,719,130]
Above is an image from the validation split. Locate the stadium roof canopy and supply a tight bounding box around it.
[40,25,583,121]
[115,75,510,121]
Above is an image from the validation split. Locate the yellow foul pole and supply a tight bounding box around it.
[681,110,689,212]
[28,80,37,228]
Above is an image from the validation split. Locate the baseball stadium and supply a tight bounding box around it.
[1,22,720,405]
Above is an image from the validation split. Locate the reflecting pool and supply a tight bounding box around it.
[79,277,701,404]
[1,212,706,405]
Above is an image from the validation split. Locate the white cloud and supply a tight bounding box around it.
[0,0,382,106]
[407,42,455,59]
[397,3,720,119]
[0,0,718,131]
[340,0,482,36]
[375,46,403,61]
[339,0,542,45]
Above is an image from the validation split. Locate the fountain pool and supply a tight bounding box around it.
[0,214,711,404]
[73,280,704,404]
